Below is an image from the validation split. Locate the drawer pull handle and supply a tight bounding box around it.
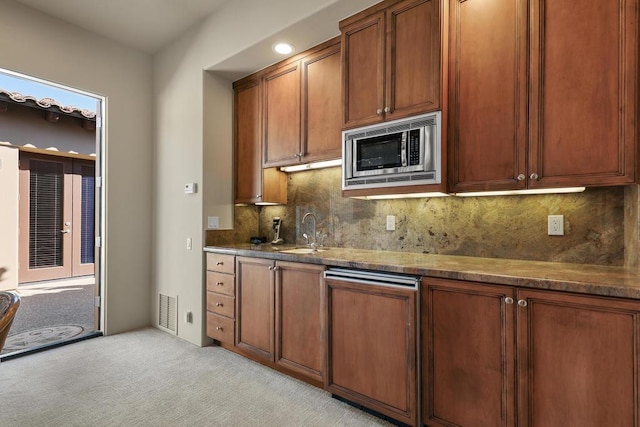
[215,302,223,307]
[216,282,224,286]
[215,326,223,331]
[216,262,224,266]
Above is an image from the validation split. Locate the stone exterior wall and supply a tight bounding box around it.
[208,167,629,266]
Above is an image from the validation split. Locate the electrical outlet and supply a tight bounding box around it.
[386,215,396,231]
[548,215,564,236]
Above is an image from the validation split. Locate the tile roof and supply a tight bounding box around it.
[0,88,96,119]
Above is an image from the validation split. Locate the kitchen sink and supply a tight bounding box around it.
[279,247,327,254]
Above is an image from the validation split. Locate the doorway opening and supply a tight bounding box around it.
[0,69,105,359]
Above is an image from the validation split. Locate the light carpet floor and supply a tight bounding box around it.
[0,327,391,426]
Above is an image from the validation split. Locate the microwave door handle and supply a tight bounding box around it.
[401,132,407,167]
[423,126,433,170]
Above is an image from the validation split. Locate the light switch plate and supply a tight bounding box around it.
[386,215,396,231]
[208,216,219,229]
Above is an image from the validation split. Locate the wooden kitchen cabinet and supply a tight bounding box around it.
[235,256,325,382]
[205,253,236,345]
[517,288,640,427]
[233,77,287,204]
[340,0,441,129]
[447,0,528,193]
[528,0,638,189]
[325,277,417,426]
[423,277,640,427]
[300,40,342,163]
[423,278,516,427]
[449,0,638,193]
[235,256,275,360]
[263,61,301,167]
[263,38,342,167]
[275,261,325,382]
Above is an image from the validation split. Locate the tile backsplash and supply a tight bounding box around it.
[208,167,627,266]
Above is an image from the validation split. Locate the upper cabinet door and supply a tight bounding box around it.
[528,0,638,188]
[263,62,301,167]
[301,41,342,163]
[448,0,528,193]
[234,78,263,204]
[341,0,442,130]
[385,0,441,121]
[341,11,386,129]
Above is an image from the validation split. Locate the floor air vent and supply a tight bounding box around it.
[158,294,177,334]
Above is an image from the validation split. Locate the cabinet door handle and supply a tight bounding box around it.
[518,299,528,307]
[256,194,262,198]
[530,173,539,181]
[376,108,382,115]
[516,174,525,181]
[505,297,514,304]
[215,302,223,307]
[384,106,390,113]
[215,326,223,331]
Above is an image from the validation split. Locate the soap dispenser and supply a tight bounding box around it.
[271,217,284,244]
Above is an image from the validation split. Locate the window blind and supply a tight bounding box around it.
[29,160,64,269]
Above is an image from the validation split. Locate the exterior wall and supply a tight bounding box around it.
[0,104,95,155]
[0,0,153,335]
[0,146,19,290]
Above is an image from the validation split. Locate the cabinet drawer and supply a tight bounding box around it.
[206,312,235,345]
[206,253,235,275]
[207,293,235,318]
[206,271,235,296]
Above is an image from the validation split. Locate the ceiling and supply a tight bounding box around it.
[13,0,229,53]
[12,0,378,81]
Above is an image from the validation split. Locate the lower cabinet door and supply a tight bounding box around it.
[235,256,274,361]
[423,278,516,427]
[275,261,325,382]
[517,289,640,427]
[325,278,417,426]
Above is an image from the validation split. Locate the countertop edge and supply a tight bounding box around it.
[203,245,640,300]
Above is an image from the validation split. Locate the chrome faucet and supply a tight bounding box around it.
[302,212,318,250]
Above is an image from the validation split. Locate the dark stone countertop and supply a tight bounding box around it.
[204,244,640,300]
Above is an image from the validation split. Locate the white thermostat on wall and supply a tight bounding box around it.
[184,182,197,194]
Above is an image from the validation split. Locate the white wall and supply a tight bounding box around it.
[0,145,18,291]
[0,0,153,334]
[153,0,379,345]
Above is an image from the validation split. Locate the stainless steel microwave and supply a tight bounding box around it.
[342,111,441,191]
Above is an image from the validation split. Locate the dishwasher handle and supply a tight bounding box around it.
[324,268,419,289]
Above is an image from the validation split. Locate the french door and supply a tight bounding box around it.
[18,153,95,283]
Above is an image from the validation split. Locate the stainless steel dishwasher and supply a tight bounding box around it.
[323,267,420,426]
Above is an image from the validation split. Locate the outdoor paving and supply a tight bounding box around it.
[1,276,97,355]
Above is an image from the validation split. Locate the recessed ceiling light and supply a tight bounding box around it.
[273,43,294,55]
